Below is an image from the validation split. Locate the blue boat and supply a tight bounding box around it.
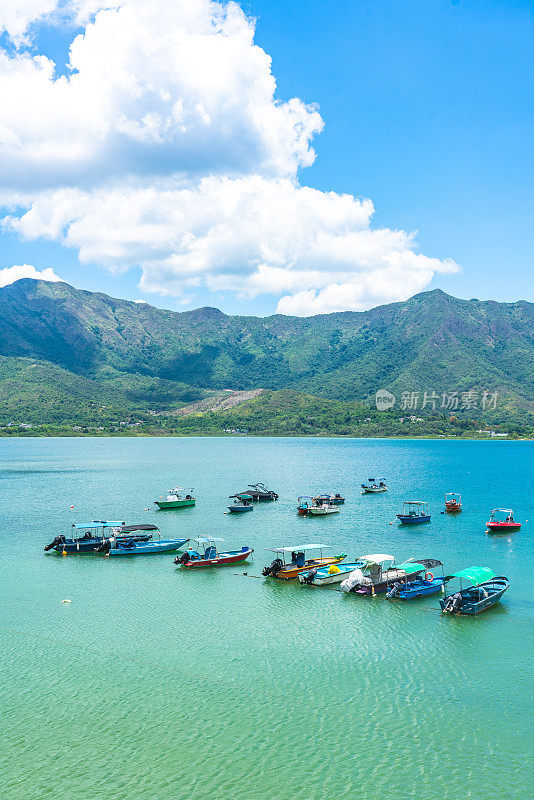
[386,559,446,599]
[299,559,367,586]
[44,521,155,554]
[228,494,254,512]
[396,500,431,524]
[440,568,509,615]
[96,528,189,556]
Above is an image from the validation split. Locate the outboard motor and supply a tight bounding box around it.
[301,568,317,585]
[387,581,402,599]
[444,592,463,614]
[44,535,65,552]
[96,539,112,554]
[262,558,283,577]
[175,551,190,565]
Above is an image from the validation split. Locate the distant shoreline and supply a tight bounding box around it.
[0,431,531,441]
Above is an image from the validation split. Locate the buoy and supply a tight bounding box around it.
[70,506,74,509]
[62,550,67,557]
[61,599,71,603]
[329,564,341,575]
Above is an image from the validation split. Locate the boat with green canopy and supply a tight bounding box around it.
[440,567,509,615]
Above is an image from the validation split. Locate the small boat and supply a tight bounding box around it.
[486,508,521,533]
[307,500,340,516]
[361,477,387,493]
[297,496,314,515]
[340,555,427,595]
[440,567,509,615]
[444,493,462,512]
[386,559,446,600]
[97,530,189,556]
[262,544,347,579]
[44,521,155,554]
[175,537,253,568]
[316,493,345,505]
[155,488,196,509]
[228,494,254,512]
[396,500,431,524]
[235,483,278,501]
[299,559,367,586]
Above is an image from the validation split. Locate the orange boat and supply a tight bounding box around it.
[444,492,462,513]
[262,544,346,579]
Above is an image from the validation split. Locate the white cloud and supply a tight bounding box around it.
[0,263,61,287]
[0,0,459,314]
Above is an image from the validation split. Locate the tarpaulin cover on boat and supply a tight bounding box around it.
[396,562,426,575]
[450,567,495,585]
[72,520,125,529]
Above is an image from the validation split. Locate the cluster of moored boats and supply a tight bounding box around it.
[43,478,520,615]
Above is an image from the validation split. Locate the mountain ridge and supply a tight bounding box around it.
[0,279,532,421]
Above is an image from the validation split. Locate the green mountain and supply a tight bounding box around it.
[0,278,532,425]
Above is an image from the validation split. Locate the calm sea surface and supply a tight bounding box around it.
[1,437,533,799]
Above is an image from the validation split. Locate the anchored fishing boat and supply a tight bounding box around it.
[486,508,521,533]
[299,559,367,586]
[316,493,345,505]
[235,483,278,501]
[340,555,427,595]
[361,477,387,493]
[155,488,195,509]
[440,568,509,615]
[43,521,155,554]
[297,496,315,515]
[175,537,253,568]
[396,500,431,524]
[97,527,189,556]
[227,494,254,512]
[262,544,347,579]
[386,559,446,600]
[307,499,340,516]
[444,493,462,512]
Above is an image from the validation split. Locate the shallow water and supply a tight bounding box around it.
[1,437,532,799]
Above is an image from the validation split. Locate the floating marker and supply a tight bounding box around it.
[61,599,71,604]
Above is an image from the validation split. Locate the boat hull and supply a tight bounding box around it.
[388,577,445,600]
[228,505,253,512]
[445,503,462,513]
[108,538,189,556]
[180,548,253,568]
[155,499,196,509]
[486,522,521,532]
[270,554,347,580]
[396,515,431,524]
[308,507,340,516]
[362,486,387,493]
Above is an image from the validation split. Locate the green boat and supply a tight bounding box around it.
[155,488,196,509]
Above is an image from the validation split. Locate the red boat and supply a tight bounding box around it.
[486,508,521,533]
[174,537,253,568]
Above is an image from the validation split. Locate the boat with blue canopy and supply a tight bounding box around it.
[386,559,446,600]
[396,500,431,524]
[175,537,253,567]
[440,567,509,615]
[44,521,155,554]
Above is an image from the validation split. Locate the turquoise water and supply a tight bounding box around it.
[1,437,533,799]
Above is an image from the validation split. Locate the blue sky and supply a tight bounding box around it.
[0,0,532,314]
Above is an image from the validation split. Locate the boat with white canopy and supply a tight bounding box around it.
[155,488,195,509]
[340,554,428,595]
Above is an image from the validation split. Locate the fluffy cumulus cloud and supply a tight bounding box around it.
[0,0,458,314]
[0,263,61,287]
